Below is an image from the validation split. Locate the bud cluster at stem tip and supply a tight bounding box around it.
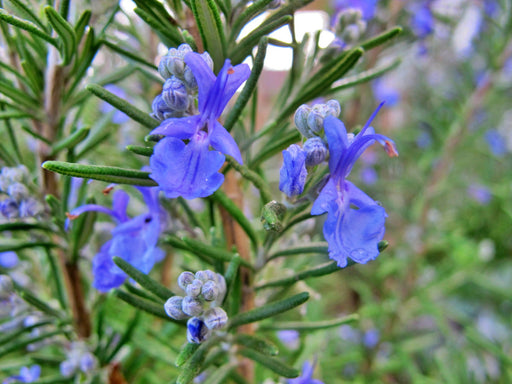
[164,270,228,343]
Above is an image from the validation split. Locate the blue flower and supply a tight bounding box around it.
[288,361,324,384]
[150,52,251,199]
[311,104,398,267]
[0,251,19,269]
[67,187,166,292]
[332,0,377,20]
[3,365,41,383]
[410,2,433,39]
[279,144,308,196]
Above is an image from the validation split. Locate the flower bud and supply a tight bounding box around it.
[261,200,286,232]
[178,271,195,291]
[203,307,228,330]
[294,104,314,137]
[201,280,219,301]
[181,296,204,317]
[304,137,328,166]
[60,359,76,377]
[7,183,28,202]
[0,198,19,219]
[195,270,216,282]
[185,279,203,297]
[326,100,341,117]
[164,296,189,320]
[158,44,193,79]
[187,317,211,344]
[307,109,324,134]
[214,274,227,301]
[151,94,178,121]
[162,77,189,111]
[19,198,43,218]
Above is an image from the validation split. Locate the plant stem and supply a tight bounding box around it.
[219,171,254,382]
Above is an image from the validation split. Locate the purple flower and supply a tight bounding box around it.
[0,251,19,269]
[372,77,400,107]
[485,130,507,157]
[311,104,398,267]
[3,365,41,383]
[410,2,434,39]
[332,0,377,20]
[288,361,324,384]
[363,328,380,348]
[149,52,250,199]
[467,184,492,205]
[279,144,308,196]
[67,187,166,292]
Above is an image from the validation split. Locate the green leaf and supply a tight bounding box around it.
[0,222,51,232]
[250,129,300,168]
[229,0,275,42]
[202,363,236,384]
[18,290,64,319]
[260,314,359,331]
[239,348,299,378]
[230,16,291,65]
[74,9,91,42]
[224,36,268,131]
[134,7,183,47]
[0,241,57,253]
[126,145,154,157]
[190,0,226,71]
[256,261,355,290]
[20,60,44,94]
[360,26,402,51]
[181,236,254,270]
[267,242,328,261]
[113,256,175,301]
[0,330,63,359]
[164,235,216,266]
[177,336,219,384]
[86,83,159,129]
[50,127,90,155]
[113,289,177,321]
[101,39,158,70]
[234,334,279,356]
[0,9,57,46]
[44,6,77,65]
[229,292,309,329]
[326,58,401,95]
[176,343,200,367]
[5,0,48,31]
[42,161,158,186]
[0,79,40,110]
[211,190,259,248]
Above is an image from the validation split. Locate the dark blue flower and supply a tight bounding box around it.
[311,105,398,267]
[67,187,166,292]
[150,52,250,199]
[288,360,324,384]
[279,144,308,196]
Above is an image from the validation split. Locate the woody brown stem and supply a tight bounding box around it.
[219,171,254,382]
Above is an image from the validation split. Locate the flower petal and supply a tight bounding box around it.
[209,121,243,164]
[149,115,199,138]
[279,144,307,197]
[324,115,348,172]
[184,52,216,113]
[150,136,225,200]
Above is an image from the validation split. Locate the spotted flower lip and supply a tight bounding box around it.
[310,103,398,268]
[66,187,166,292]
[149,52,250,200]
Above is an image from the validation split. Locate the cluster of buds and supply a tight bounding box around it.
[0,166,43,219]
[334,9,367,47]
[164,270,228,344]
[60,341,97,377]
[280,100,341,197]
[151,44,213,121]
